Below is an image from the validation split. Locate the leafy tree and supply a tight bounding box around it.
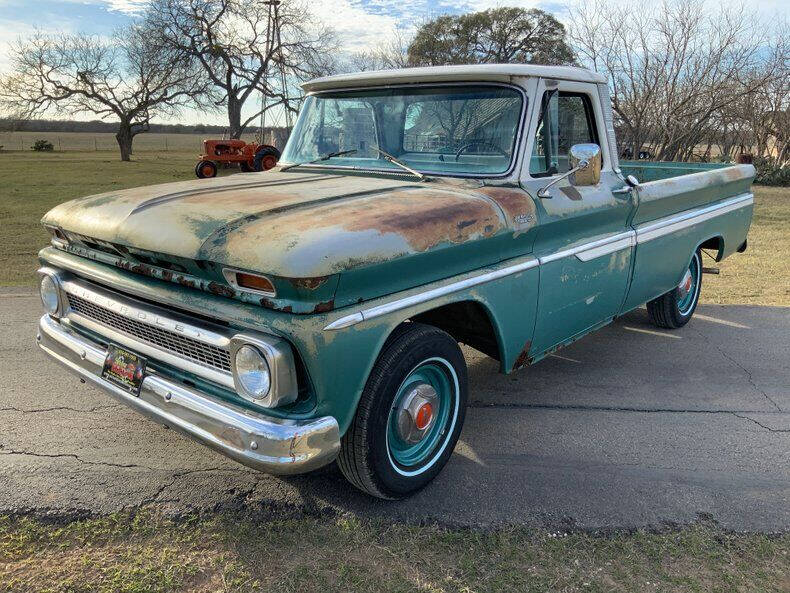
[408,8,575,67]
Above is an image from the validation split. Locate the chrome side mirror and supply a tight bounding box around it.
[569,143,601,186]
[537,143,601,199]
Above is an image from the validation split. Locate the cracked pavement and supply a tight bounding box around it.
[1,290,788,531]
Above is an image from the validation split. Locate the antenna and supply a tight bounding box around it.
[258,0,291,147]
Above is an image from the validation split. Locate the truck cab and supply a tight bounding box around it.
[36,65,754,498]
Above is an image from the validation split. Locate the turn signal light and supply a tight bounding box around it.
[235,272,276,294]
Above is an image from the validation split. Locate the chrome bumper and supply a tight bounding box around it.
[36,314,340,475]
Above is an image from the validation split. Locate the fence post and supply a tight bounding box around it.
[94,137,98,151]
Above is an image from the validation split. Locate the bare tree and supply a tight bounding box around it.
[568,0,785,161]
[0,26,211,161]
[345,29,412,72]
[148,0,336,139]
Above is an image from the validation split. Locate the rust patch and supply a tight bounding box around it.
[161,269,173,281]
[512,340,532,371]
[176,276,196,289]
[312,299,335,314]
[476,186,538,232]
[287,275,331,291]
[207,281,235,298]
[259,297,293,313]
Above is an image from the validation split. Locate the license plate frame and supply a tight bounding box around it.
[102,344,147,396]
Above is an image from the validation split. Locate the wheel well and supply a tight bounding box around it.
[409,300,501,361]
[698,236,724,261]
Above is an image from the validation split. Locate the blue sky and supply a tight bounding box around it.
[0,0,787,126]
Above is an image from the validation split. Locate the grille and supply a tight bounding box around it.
[67,293,232,373]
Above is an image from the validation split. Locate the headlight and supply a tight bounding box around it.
[234,345,271,399]
[39,274,60,316]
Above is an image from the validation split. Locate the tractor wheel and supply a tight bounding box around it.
[195,160,217,179]
[239,160,254,173]
[253,145,281,171]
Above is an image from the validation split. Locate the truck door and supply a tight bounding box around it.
[520,79,636,359]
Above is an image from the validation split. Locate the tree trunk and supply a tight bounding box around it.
[228,96,243,139]
[116,122,134,162]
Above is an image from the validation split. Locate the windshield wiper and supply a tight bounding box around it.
[280,149,357,172]
[371,147,425,181]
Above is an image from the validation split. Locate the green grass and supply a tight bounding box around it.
[1,512,788,593]
[0,151,238,287]
[1,151,787,304]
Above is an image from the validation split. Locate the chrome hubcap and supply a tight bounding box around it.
[677,269,693,300]
[395,383,439,444]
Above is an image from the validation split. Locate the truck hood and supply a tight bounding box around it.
[43,171,536,309]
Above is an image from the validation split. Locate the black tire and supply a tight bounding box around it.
[253,145,281,171]
[338,323,468,499]
[647,249,702,329]
[195,160,217,178]
[239,160,254,173]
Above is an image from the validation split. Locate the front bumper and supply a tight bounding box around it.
[36,314,340,475]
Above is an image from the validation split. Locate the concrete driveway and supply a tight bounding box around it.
[1,289,788,532]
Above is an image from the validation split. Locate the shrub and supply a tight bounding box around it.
[31,139,54,152]
[753,157,790,187]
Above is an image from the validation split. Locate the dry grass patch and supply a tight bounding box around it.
[702,186,790,306]
[2,513,789,593]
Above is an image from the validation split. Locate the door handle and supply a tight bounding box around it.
[612,186,633,200]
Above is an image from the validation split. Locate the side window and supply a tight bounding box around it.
[529,91,599,177]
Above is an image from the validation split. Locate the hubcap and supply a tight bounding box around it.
[677,254,700,315]
[386,359,458,473]
[395,383,438,444]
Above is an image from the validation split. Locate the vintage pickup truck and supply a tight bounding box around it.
[36,64,754,498]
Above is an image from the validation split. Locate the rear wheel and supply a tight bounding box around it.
[195,160,217,179]
[239,160,254,173]
[338,323,468,499]
[253,145,281,171]
[647,249,702,328]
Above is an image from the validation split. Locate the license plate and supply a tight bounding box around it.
[102,344,147,396]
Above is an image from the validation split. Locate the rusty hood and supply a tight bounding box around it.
[43,171,535,309]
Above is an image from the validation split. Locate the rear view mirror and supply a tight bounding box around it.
[569,143,601,186]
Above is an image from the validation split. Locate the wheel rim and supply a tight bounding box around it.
[677,253,701,315]
[262,155,277,170]
[202,165,214,177]
[386,358,459,476]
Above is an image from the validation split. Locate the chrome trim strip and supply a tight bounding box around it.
[636,193,753,244]
[539,230,635,265]
[324,194,752,331]
[324,257,539,330]
[37,315,339,475]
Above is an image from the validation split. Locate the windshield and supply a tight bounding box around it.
[280,85,524,176]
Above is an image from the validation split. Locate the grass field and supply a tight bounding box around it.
[1,150,788,305]
[2,512,788,593]
[0,131,262,153]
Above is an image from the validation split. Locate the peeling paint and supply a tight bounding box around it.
[512,340,532,371]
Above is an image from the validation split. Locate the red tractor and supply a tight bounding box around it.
[195,139,281,178]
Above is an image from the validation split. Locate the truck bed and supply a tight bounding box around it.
[620,160,730,183]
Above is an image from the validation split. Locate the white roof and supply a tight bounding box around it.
[303,64,607,92]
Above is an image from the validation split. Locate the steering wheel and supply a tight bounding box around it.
[455,140,509,162]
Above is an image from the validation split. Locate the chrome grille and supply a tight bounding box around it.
[67,293,232,372]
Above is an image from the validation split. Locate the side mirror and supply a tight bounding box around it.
[537,143,602,199]
[568,143,601,186]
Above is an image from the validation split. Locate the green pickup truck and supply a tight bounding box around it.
[36,64,754,498]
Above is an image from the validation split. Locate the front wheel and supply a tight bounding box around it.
[647,249,702,328]
[338,323,468,499]
[195,160,217,179]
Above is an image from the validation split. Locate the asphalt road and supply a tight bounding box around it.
[1,289,788,532]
